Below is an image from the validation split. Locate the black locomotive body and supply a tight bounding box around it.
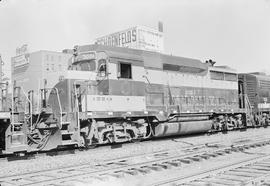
[239,73,270,126]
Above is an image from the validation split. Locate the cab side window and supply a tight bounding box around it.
[119,63,132,79]
[98,59,107,76]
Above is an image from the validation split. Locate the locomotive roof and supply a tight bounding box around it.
[209,66,237,74]
[77,44,208,72]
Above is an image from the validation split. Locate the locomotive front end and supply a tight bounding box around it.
[47,46,150,147]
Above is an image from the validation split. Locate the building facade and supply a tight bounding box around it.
[11,49,72,99]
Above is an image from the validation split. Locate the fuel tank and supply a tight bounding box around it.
[153,120,212,137]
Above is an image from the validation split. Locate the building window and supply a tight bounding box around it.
[51,64,54,71]
[59,64,62,71]
[119,63,132,79]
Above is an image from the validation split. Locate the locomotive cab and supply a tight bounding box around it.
[46,47,149,146]
[69,48,146,113]
[71,51,108,76]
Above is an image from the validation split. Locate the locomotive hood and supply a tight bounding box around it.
[76,44,208,75]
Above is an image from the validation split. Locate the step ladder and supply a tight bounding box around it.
[5,117,28,153]
[5,84,30,153]
[60,121,77,146]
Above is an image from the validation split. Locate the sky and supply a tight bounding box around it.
[0,0,270,79]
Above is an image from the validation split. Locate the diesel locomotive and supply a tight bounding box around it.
[0,44,269,154]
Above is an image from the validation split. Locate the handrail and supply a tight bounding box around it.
[53,87,63,129]
[0,84,3,111]
[40,87,63,129]
[37,79,41,113]
[244,94,253,117]
[11,83,14,132]
[0,82,8,112]
[21,87,33,131]
[245,94,251,109]
[142,75,151,85]
[73,81,81,132]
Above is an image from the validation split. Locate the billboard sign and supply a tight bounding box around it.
[13,54,29,67]
[16,44,28,56]
[95,26,164,53]
[13,44,29,67]
[96,27,137,48]
[137,27,164,52]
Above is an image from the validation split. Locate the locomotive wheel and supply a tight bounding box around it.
[221,122,228,134]
[87,143,97,149]
[78,133,86,149]
[263,120,268,128]
[85,138,98,149]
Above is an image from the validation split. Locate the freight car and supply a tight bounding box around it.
[0,44,267,154]
[239,72,270,126]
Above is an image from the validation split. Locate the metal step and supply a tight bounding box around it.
[61,130,74,135]
[37,124,58,129]
[6,132,28,153]
[61,140,77,146]
[44,121,57,125]
[61,121,70,125]
[10,132,25,137]
[5,144,28,153]
[12,122,23,126]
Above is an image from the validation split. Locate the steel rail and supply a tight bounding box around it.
[153,154,270,186]
[2,138,270,186]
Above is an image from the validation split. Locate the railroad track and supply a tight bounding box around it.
[178,155,270,186]
[158,155,270,186]
[0,142,220,185]
[1,137,270,186]
[0,127,266,162]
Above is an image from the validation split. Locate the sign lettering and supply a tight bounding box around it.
[96,28,137,47]
[14,44,29,67]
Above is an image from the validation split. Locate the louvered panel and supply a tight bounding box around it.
[259,80,270,89]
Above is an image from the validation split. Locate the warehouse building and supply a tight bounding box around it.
[11,45,72,95]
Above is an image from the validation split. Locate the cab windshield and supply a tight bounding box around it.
[72,59,96,71]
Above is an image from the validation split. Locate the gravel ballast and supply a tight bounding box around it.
[0,127,269,177]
